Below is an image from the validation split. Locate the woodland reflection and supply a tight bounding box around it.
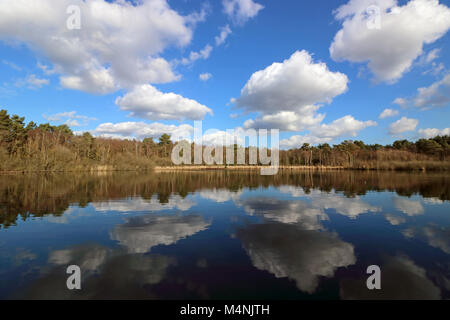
[1,170,449,228]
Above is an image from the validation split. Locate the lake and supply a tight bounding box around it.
[0,170,449,299]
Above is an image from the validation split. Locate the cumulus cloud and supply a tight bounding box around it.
[280,115,377,148]
[223,0,264,25]
[243,108,326,132]
[87,122,253,145]
[115,84,212,121]
[237,223,356,293]
[215,24,232,45]
[389,117,418,135]
[379,108,399,119]
[308,115,377,142]
[418,127,450,138]
[111,214,211,253]
[236,50,348,116]
[235,50,351,134]
[199,73,212,81]
[0,0,205,94]
[330,0,450,83]
[89,121,194,141]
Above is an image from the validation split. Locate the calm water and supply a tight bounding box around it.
[0,170,449,300]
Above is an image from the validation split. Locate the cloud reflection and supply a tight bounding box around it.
[17,244,177,299]
[278,186,380,218]
[393,197,424,216]
[199,189,243,203]
[111,214,211,253]
[92,195,195,213]
[340,255,441,299]
[237,223,356,293]
[403,225,450,254]
[235,197,328,230]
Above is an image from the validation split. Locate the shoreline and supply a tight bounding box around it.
[153,165,345,172]
[1,162,450,174]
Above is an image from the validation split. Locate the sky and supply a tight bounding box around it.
[0,0,450,148]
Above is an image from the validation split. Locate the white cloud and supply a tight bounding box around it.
[243,108,326,132]
[311,115,377,140]
[280,135,332,148]
[199,73,212,81]
[0,0,204,94]
[330,0,450,83]
[16,74,49,89]
[90,121,194,141]
[389,117,418,135]
[180,44,213,65]
[393,97,408,107]
[223,0,264,25]
[414,73,450,109]
[215,24,232,45]
[379,108,399,119]
[60,67,116,94]
[418,127,450,138]
[201,128,245,146]
[43,111,97,127]
[115,84,213,121]
[236,50,349,132]
[280,115,377,148]
[236,50,348,115]
[87,122,254,146]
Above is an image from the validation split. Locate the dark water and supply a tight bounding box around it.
[0,170,449,300]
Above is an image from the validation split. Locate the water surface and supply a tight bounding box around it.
[0,171,449,299]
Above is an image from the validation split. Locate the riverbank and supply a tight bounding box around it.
[154,165,345,172]
[154,161,450,172]
[1,161,450,174]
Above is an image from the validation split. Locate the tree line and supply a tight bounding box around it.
[0,109,449,172]
[0,109,173,171]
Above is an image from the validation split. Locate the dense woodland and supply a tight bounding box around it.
[1,109,449,172]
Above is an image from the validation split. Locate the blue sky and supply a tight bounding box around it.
[0,0,449,148]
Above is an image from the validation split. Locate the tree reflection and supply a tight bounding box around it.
[1,170,449,228]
